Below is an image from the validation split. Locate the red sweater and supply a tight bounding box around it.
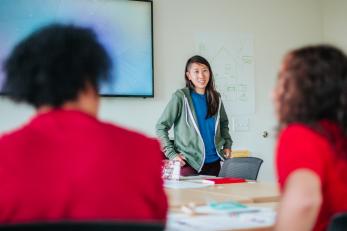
[276,121,347,231]
[0,109,167,223]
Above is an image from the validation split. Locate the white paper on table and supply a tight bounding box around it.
[166,209,276,231]
[164,180,212,189]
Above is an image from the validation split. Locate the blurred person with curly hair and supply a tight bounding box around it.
[0,24,167,224]
[274,45,347,231]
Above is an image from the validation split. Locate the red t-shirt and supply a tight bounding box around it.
[0,109,167,223]
[276,121,347,231]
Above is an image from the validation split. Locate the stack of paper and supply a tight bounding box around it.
[167,201,276,230]
[167,210,275,230]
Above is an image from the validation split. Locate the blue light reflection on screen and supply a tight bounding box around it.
[0,0,153,97]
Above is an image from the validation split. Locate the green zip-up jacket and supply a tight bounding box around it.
[155,87,233,172]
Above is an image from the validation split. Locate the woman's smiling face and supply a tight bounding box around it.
[186,62,210,94]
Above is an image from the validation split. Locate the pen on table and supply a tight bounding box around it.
[228,209,261,216]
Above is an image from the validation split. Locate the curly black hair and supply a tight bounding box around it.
[2,23,112,108]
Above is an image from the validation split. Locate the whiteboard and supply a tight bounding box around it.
[195,33,255,116]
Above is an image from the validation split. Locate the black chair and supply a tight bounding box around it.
[218,157,263,180]
[327,213,347,231]
[0,221,165,231]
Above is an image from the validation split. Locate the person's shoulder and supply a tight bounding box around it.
[279,123,327,145]
[0,131,15,145]
[101,121,159,146]
[0,122,32,148]
[216,91,221,97]
[164,88,188,106]
[102,122,162,162]
[173,87,189,98]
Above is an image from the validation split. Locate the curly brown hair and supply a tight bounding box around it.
[276,45,347,128]
[275,45,347,155]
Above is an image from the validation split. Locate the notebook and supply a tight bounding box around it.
[199,177,246,184]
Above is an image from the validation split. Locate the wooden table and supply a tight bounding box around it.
[166,188,253,208]
[166,181,280,207]
[190,182,280,203]
[165,181,279,231]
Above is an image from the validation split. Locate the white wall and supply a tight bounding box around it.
[0,0,327,181]
[322,0,347,52]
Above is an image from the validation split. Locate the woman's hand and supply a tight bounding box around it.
[173,153,186,166]
[223,148,232,158]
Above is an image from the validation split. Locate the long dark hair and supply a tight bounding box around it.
[185,55,219,117]
[276,45,347,157]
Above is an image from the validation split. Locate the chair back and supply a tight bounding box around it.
[218,157,263,180]
[0,221,165,231]
[328,213,347,231]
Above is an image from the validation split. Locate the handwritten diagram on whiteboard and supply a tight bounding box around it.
[195,33,255,116]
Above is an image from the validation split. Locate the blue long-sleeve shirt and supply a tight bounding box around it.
[191,91,220,163]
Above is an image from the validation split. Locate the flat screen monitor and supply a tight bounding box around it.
[0,0,153,97]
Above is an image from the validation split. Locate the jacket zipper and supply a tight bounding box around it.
[184,96,206,172]
[214,99,224,160]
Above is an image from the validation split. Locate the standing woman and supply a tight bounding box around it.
[274,45,347,231]
[156,55,232,176]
